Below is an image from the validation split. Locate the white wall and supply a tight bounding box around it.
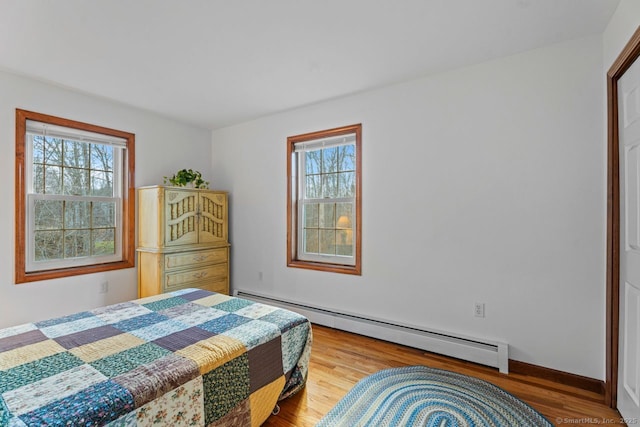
[0,70,212,328]
[212,35,606,379]
[604,0,640,69]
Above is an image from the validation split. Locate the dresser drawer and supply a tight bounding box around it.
[164,248,227,270]
[163,277,229,295]
[164,263,227,290]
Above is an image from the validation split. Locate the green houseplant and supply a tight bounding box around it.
[163,169,209,189]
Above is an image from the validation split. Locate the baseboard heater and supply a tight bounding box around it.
[234,289,509,373]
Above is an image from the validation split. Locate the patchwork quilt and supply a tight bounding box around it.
[0,288,312,426]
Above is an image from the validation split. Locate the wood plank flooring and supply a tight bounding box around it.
[264,324,625,427]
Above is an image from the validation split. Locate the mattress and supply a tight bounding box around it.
[0,288,312,426]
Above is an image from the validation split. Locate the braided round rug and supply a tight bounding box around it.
[316,366,553,427]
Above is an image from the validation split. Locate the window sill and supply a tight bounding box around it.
[16,259,134,284]
[287,259,361,276]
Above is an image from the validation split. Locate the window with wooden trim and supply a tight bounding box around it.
[15,109,135,283]
[287,124,361,275]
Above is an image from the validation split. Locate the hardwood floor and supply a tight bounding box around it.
[264,324,625,427]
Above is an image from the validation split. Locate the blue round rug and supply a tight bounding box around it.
[316,366,553,427]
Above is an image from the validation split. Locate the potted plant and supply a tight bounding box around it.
[163,169,209,189]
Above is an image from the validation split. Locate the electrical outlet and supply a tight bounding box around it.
[100,281,109,294]
[474,303,485,318]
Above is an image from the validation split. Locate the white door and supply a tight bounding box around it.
[619,54,640,421]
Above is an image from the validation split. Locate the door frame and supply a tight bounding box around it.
[606,25,640,408]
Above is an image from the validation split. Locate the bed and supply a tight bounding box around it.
[0,288,312,426]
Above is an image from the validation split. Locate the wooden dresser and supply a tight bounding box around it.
[137,185,229,297]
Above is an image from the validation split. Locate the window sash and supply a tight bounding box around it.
[25,194,123,272]
[297,198,356,265]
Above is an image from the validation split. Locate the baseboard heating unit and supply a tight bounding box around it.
[234,290,509,373]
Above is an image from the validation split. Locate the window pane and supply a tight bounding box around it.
[305,175,321,199]
[44,165,63,194]
[319,203,335,228]
[64,230,91,258]
[322,174,338,198]
[91,170,113,196]
[63,140,90,168]
[305,150,321,175]
[63,168,90,195]
[65,201,91,229]
[338,145,355,172]
[32,136,45,163]
[93,228,115,255]
[322,147,338,173]
[35,200,63,230]
[319,229,336,255]
[336,203,353,226]
[34,230,63,261]
[338,171,355,198]
[93,202,115,227]
[303,203,319,228]
[44,137,63,165]
[336,231,353,256]
[91,144,113,172]
[33,164,44,194]
[304,229,319,253]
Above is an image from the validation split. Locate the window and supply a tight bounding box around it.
[287,124,361,275]
[15,109,135,283]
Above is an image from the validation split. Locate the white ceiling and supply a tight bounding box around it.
[0,0,620,130]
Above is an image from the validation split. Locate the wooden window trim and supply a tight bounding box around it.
[15,109,135,283]
[287,123,362,275]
